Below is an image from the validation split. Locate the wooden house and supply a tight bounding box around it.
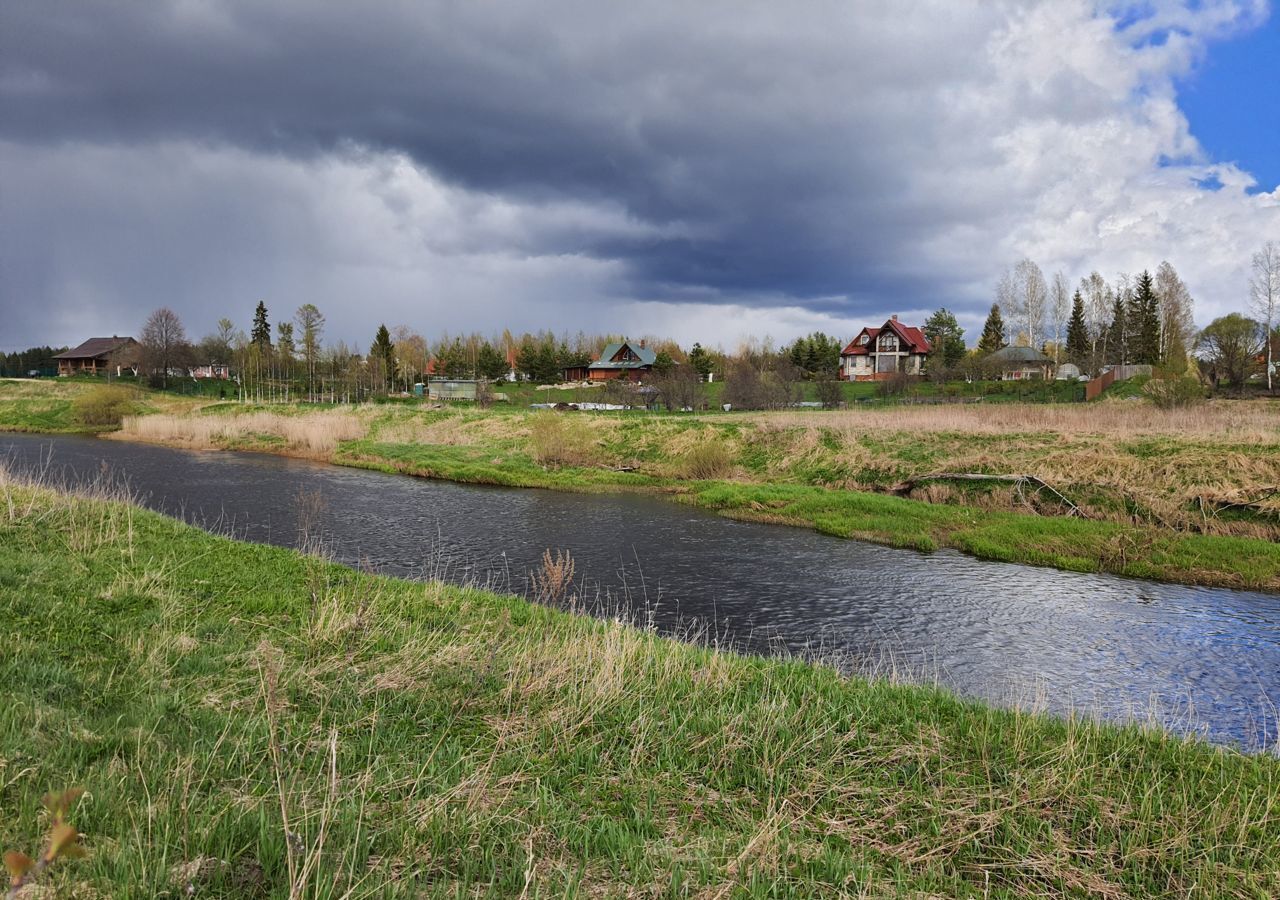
[840,316,931,381]
[51,336,138,377]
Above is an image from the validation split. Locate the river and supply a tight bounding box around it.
[4,431,1279,751]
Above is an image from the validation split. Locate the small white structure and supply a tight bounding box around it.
[1055,363,1081,381]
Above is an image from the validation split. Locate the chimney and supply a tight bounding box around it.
[890,314,898,322]
[639,338,646,348]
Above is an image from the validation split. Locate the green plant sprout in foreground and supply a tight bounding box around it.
[4,788,86,898]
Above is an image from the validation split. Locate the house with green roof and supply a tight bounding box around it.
[984,345,1054,380]
[564,340,658,382]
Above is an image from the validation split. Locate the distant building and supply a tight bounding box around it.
[985,345,1054,380]
[190,363,231,379]
[565,340,658,382]
[839,316,931,381]
[52,336,138,377]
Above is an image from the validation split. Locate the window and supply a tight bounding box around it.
[859,334,869,345]
[877,334,897,352]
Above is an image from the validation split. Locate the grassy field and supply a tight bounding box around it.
[2,475,1278,898]
[5,378,1280,589]
[0,377,201,433]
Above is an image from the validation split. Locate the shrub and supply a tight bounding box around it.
[815,377,844,409]
[71,386,138,426]
[528,412,596,468]
[1143,375,1204,409]
[876,372,915,398]
[678,441,735,479]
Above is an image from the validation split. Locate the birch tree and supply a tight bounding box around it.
[295,303,325,402]
[1080,271,1112,363]
[1154,261,1195,370]
[1012,258,1047,348]
[1250,241,1280,392]
[1049,271,1070,363]
[995,270,1018,346]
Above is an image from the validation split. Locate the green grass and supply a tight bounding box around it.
[2,482,1278,897]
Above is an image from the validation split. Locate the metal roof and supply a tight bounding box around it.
[986,345,1053,364]
[589,341,657,369]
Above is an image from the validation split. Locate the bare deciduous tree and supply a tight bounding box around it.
[995,269,1018,346]
[140,307,191,388]
[295,303,325,401]
[1154,261,1195,369]
[1250,241,1280,392]
[1004,259,1047,348]
[1049,271,1070,363]
[1080,270,1112,367]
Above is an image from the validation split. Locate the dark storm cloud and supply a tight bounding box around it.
[0,1,1005,308]
[2,1,1274,349]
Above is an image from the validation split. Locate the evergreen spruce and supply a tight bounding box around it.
[687,343,713,378]
[1065,290,1090,366]
[978,303,1007,354]
[1130,270,1161,365]
[250,301,272,350]
[370,324,396,390]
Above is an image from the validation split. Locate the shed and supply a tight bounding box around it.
[985,345,1054,380]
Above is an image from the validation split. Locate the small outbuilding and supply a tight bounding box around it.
[1055,362,1082,381]
[985,345,1054,380]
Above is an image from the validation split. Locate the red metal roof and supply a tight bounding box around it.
[840,319,931,356]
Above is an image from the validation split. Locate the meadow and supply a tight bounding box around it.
[2,471,1278,897]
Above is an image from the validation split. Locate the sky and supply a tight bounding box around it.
[1,0,1278,352]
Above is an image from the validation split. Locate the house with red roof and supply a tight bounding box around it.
[839,315,931,381]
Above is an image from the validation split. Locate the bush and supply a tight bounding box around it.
[678,441,735,479]
[815,377,843,409]
[1143,375,1204,409]
[528,412,596,468]
[876,372,915,398]
[72,386,138,426]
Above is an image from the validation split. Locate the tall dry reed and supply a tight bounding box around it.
[747,400,1280,442]
[118,410,369,457]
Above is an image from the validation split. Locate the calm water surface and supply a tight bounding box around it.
[4,432,1279,750]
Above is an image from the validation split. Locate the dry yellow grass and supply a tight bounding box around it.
[116,409,370,458]
[746,399,1280,441]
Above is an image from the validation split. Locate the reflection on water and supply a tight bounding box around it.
[4,431,1279,751]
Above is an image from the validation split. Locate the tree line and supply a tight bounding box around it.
[972,245,1280,389]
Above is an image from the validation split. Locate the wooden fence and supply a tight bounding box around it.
[1084,369,1115,401]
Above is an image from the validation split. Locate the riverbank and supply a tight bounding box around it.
[2,476,1277,897]
[123,401,1280,591]
[5,378,1280,590]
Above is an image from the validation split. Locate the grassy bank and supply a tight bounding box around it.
[112,401,1280,590]
[2,478,1278,897]
[0,377,200,433]
[7,379,1280,590]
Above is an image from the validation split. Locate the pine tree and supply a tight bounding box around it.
[1065,290,1090,366]
[923,308,967,368]
[978,303,1007,354]
[688,343,713,378]
[1106,294,1128,365]
[250,301,272,350]
[1129,270,1161,365]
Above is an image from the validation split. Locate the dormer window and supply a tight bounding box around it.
[858,334,868,345]
[878,334,898,352]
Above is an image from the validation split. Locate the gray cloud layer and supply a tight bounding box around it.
[2,1,1277,347]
